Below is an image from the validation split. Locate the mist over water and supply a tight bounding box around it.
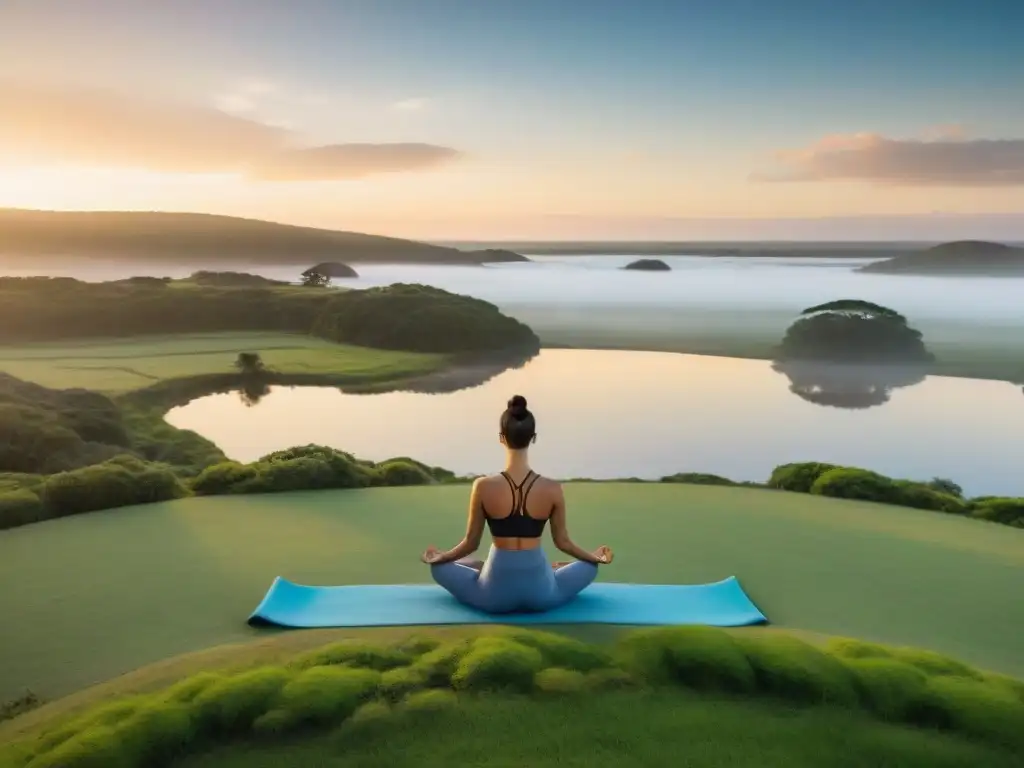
[5,254,1021,341]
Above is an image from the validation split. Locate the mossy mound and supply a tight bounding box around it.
[3,627,1021,768]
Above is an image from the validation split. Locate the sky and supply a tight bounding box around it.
[1,0,1023,240]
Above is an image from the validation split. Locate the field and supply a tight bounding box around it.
[0,332,445,392]
[1,482,1022,708]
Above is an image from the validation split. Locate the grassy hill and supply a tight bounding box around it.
[0,209,529,266]
[1,482,1021,704]
[859,240,1024,276]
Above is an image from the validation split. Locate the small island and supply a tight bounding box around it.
[623,258,671,271]
[303,261,359,279]
[858,240,1024,276]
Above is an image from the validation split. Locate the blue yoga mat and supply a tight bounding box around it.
[247,576,767,628]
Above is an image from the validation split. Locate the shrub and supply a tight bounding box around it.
[659,472,735,486]
[809,467,902,505]
[734,634,859,706]
[190,462,258,495]
[767,462,840,493]
[614,626,756,693]
[969,497,1024,527]
[0,488,46,529]
[926,477,963,497]
[534,668,586,695]
[375,459,434,486]
[892,480,968,514]
[192,446,377,496]
[450,638,544,693]
[276,667,381,726]
[39,460,186,517]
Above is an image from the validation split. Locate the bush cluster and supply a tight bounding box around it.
[310,283,539,354]
[0,455,187,529]
[190,446,456,497]
[0,277,539,356]
[0,445,459,530]
[767,461,1022,526]
[3,627,1021,767]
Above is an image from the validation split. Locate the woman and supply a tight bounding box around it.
[421,395,613,614]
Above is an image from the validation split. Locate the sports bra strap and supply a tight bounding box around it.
[500,470,538,516]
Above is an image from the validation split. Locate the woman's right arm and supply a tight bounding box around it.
[548,484,605,564]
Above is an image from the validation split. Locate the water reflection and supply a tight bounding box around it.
[238,378,272,407]
[166,350,1024,497]
[771,361,930,410]
[356,349,538,395]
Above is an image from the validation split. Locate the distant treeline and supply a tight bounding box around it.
[0,276,540,355]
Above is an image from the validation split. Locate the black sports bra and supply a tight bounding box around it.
[483,471,548,538]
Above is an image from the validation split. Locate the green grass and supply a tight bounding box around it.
[0,332,445,392]
[4,626,1022,768]
[1,483,1022,706]
[175,691,1022,768]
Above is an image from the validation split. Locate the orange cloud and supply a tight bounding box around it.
[0,81,461,181]
[753,130,1024,186]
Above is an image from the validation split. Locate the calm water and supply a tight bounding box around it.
[166,349,1024,497]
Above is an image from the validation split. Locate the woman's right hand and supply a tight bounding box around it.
[591,545,614,564]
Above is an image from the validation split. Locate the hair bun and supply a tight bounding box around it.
[507,394,528,417]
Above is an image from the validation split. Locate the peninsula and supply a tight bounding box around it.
[0,209,530,266]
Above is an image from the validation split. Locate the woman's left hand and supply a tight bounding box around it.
[421,546,444,564]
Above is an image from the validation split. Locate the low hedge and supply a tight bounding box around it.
[2,450,1021,531]
[3,627,1021,767]
[0,446,463,530]
[190,445,460,497]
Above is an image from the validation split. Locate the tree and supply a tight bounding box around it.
[776,299,933,364]
[234,352,266,375]
[301,269,331,288]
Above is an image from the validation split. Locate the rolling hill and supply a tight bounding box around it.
[858,240,1024,276]
[0,209,529,266]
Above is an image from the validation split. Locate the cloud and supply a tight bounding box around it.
[753,130,1024,186]
[390,97,429,112]
[0,81,461,181]
[250,143,461,180]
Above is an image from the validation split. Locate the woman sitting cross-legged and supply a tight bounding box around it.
[421,394,613,614]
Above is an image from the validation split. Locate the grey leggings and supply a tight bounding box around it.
[430,545,599,614]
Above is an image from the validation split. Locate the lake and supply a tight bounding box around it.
[165,349,1024,498]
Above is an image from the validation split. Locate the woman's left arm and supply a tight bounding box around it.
[431,478,486,564]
